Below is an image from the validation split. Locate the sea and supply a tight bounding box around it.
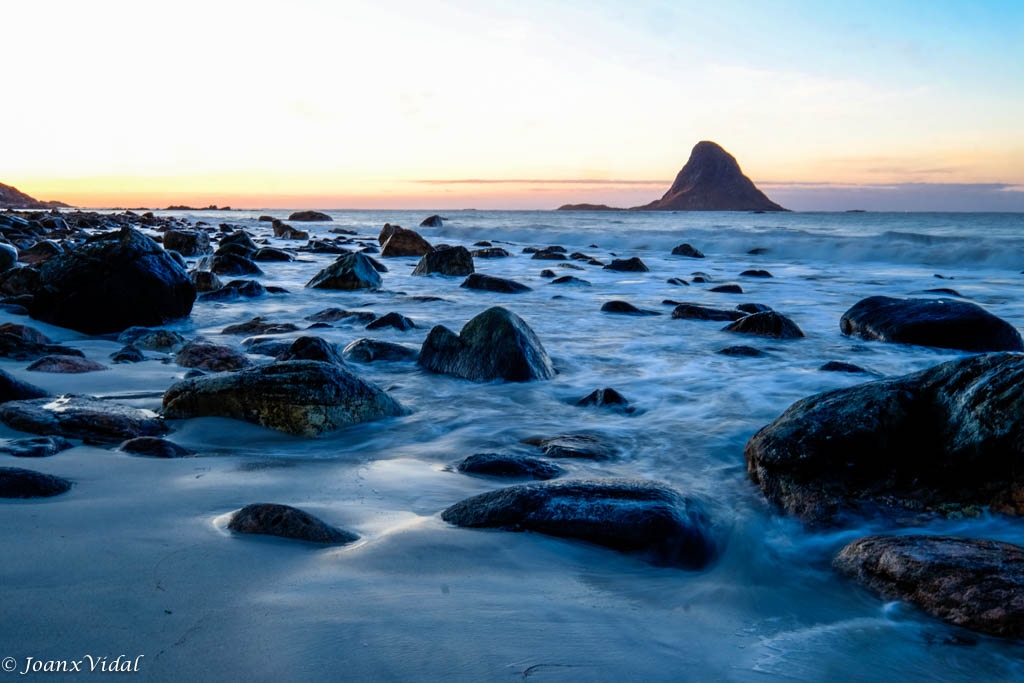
[2,209,1022,681]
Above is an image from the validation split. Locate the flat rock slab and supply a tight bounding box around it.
[163,360,405,437]
[841,296,1024,352]
[0,396,166,444]
[228,503,357,544]
[0,467,72,498]
[441,479,719,569]
[455,453,563,480]
[834,535,1024,639]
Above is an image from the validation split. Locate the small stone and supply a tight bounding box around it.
[228,503,358,544]
[120,437,194,458]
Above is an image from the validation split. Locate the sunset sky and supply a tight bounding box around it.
[5,0,1023,210]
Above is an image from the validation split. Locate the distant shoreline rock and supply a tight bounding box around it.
[556,203,622,211]
[0,182,69,210]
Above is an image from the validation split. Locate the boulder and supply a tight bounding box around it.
[0,436,73,458]
[110,345,145,363]
[342,338,418,363]
[252,247,294,262]
[117,328,186,352]
[288,211,332,222]
[207,253,262,276]
[163,229,212,256]
[0,368,48,403]
[162,360,405,437]
[723,311,804,339]
[834,535,1024,639]
[412,245,474,276]
[671,303,745,321]
[191,271,223,292]
[26,355,107,373]
[441,479,719,569]
[0,395,166,443]
[460,273,531,293]
[603,257,649,272]
[840,296,1024,352]
[718,345,766,357]
[306,252,382,290]
[471,247,510,258]
[745,353,1024,525]
[381,227,432,257]
[455,453,563,480]
[418,307,555,382]
[0,467,72,498]
[710,284,743,294]
[119,436,194,458]
[29,227,196,334]
[600,301,660,316]
[219,230,258,251]
[740,269,772,278]
[228,503,357,544]
[275,337,346,366]
[419,215,443,227]
[671,244,705,258]
[175,339,252,372]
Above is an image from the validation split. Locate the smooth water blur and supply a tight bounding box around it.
[4,209,1023,680]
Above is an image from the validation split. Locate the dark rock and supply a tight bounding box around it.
[834,535,1024,639]
[117,328,186,352]
[0,368,48,403]
[710,284,744,294]
[191,271,223,292]
[28,227,196,335]
[745,353,1024,525]
[0,323,78,361]
[748,247,769,255]
[198,279,267,301]
[228,503,357,544]
[26,355,107,373]
[632,141,786,212]
[691,273,712,283]
[342,338,418,363]
[163,229,212,256]
[531,249,567,261]
[471,247,510,258]
[300,240,350,255]
[524,434,616,460]
[736,303,772,314]
[366,312,416,331]
[740,269,772,278]
[0,266,41,296]
[305,308,376,324]
[723,311,804,339]
[455,453,562,480]
[671,244,705,258]
[441,479,718,569]
[718,345,766,357]
[576,388,632,412]
[820,361,869,373]
[175,339,251,372]
[418,307,554,382]
[569,252,593,261]
[207,253,263,276]
[550,276,590,286]
[18,240,63,266]
[556,262,584,271]
[306,252,382,290]
[110,345,145,363]
[381,226,432,257]
[600,301,660,316]
[252,247,294,262]
[603,257,649,272]
[923,287,964,298]
[221,317,298,336]
[242,338,293,357]
[257,215,275,222]
[163,360,405,436]
[377,223,399,245]
[0,467,72,498]
[275,337,346,366]
[215,242,256,259]
[671,303,745,321]
[840,296,1023,352]
[0,243,19,270]
[419,215,443,227]
[120,436,193,458]
[287,211,332,222]
[0,436,73,458]
[460,273,531,293]
[473,241,492,247]
[0,395,166,443]
[666,277,689,286]
[539,269,557,278]
[412,245,474,276]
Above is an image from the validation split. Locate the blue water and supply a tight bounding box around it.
[1,209,1022,681]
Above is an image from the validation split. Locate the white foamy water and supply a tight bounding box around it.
[2,209,1022,681]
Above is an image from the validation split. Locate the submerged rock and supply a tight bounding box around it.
[455,453,563,480]
[834,535,1024,639]
[228,503,357,544]
[162,360,405,437]
[671,303,745,321]
[119,436,194,458]
[0,395,166,443]
[723,311,804,339]
[411,245,474,276]
[306,252,382,290]
[745,353,1024,525]
[29,226,196,334]
[0,436,73,458]
[840,296,1023,351]
[460,273,531,293]
[342,338,418,363]
[550,276,590,286]
[819,361,869,373]
[717,345,766,358]
[0,467,72,498]
[418,307,555,382]
[305,308,376,324]
[600,301,660,316]
[576,388,632,412]
[441,479,719,569]
[524,434,616,460]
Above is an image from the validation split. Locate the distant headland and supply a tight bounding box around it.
[559,141,786,212]
[0,182,69,210]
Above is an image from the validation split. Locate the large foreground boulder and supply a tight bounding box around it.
[306,252,382,290]
[745,353,1024,525]
[418,307,555,382]
[834,535,1024,639]
[840,296,1023,351]
[441,479,719,569]
[29,226,196,334]
[0,395,167,443]
[162,360,405,436]
[228,503,357,544]
[411,245,474,276]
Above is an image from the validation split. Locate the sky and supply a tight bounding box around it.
[4,0,1024,210]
